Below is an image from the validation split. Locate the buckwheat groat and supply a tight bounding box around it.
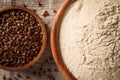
[0,9,43,67]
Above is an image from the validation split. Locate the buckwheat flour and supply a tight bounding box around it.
[59,0,120,80]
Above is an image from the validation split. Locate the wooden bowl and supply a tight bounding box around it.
[0,6,47,71]
[51,0,77,80]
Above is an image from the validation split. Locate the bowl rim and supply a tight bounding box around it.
[0,5,47,71]
[50,0,77,80]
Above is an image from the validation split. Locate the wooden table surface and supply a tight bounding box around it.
[0,0,65,80]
